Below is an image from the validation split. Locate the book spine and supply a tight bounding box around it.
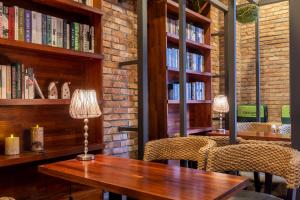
[71,22,75,50]
[63,20,67,49]
[11,65,16,99]
[1,65,6,99]
[21,64,25,99]
[57,18,63,48]
[79,23,83,52]
[31,11,37,43]
[74,22,79,51]
[3,6,8,39]
[27,68,35,99]
[8,7,14,40]
[6,65,11,99]
[83,24,89,52]
[42,14,47,45]
[91,26,94,53]
[14,6,18,40]
[46,15,52,45]
[18,8,24,41]
[67,23,70,49]
[51,16,57,47]
[25,10,32,43]
[0,2,3,38]
[37,12,42,44]
[24,69,29,99]
[16,64,21,99]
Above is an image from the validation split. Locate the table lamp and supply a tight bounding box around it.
[213,95,229,133]
[69,89,101,161]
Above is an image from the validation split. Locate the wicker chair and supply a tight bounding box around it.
[144,136,216,170]
[206,144,300,200]
[205,136,243,147]
[237,122,278,133]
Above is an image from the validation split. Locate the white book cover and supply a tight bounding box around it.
[24,73,29,99]
[52,16,57,47]
[31,11,37,44]
[0,2,3,38]
[14,6,18,40]
[36,12,42,44]
[67,23,70,49]
[1,65,6,99]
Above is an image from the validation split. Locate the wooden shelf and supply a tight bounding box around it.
[0,99,71,106]
[168,100,212,104]
[167,33,212,53]
[0,143,104,168]
[0,39,103,61]
[167,0,211,25]
[168,68,212,77]
[31,0,103,16]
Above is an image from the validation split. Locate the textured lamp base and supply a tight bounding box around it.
[77,154,95,161]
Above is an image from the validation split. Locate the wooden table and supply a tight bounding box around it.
[207,131,291,142]
[39,155,249,200]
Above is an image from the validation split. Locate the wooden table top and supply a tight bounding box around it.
[39,155,249,200]
[208,131,291,142]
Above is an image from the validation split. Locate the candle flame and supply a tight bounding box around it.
[10,134,14,138]
[36,124,39,128]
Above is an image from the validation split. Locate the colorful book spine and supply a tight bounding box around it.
[14,6,18,40]
[1,65,6,99]
[42,14,47,45]
[0,2,3,38]
[8,6,14,40]
[18,8,24,41]
[31,11,37,43]
[67,23,70,49]
[74,22,79,51]
[36,12,42,44]
[57,18,63,48]
[6,66,11,99]
[3,6,8,39]
[46,15,52,45]
[16,63,21,99]
[25,10,32,43]
[63,20,67,49]
[70,22,75,50]
[51,16,57,47]
[79,24,83,52]
[11,64,16,99]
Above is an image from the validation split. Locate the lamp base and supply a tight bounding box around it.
[77,154,95,161]
[217,129,226,134]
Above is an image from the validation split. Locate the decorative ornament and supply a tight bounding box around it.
[237,4,259,24]
[48,81,58,99]
[61,82,71,99]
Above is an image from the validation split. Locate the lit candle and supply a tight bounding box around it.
[31,124,44,152]
[5,134,20,155]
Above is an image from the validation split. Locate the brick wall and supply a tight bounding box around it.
[102,0,138,158]
[238,1,289,122]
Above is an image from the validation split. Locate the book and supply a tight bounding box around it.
[16,63,22,99]
[83,24,89,52]
[42,14,47,45]
[11,64,16,99]
[51,16,57,47]
[56,17,63,48]
[79,23,83,52]
[18,8,24,41]
[27,68,35,99]
[63,20,67,49]
[70,22,75,50]
[31,11,37,43]
[1,65,6,99]
[46,15,52,45]
[33,77,45,99]
[3,6,8,39]
[36,12,42,44]
[14,6,18,40]
[6,65,11,99]
[90,26,94,53]
[0,2,3,38]
[74,22,79,51]
[67,23,70,49]
[25,10,32,43]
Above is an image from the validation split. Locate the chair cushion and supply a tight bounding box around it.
[240,171,286,184]
[229,190,283,200]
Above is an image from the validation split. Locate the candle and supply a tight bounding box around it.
[31,124,44,152]
[5,134,20,155]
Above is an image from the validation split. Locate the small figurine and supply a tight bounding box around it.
[48,81,58,99]
[61,82,71,99]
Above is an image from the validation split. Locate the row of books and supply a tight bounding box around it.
[0,63,43,99]
[167,18,204,43]
[73,0,94,7]
[0,2,95,53]
[168,82,205,101]
[166,47,204,72]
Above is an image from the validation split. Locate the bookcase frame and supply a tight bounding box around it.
[0,0,103,198]
[148,0,212,139]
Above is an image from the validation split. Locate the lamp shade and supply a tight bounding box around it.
[213,95,229,113]
[69,89,101,119]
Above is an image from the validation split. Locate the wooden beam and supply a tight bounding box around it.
[259,0,288,6]
[207,0,228,12]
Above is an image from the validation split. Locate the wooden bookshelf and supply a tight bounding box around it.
[148,0,212,139]
[0,0,103,199]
